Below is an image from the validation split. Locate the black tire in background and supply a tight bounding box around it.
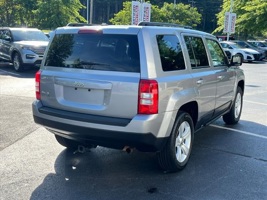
[157,111,194,172]
[12,52,25,72]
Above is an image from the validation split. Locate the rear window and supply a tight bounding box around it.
[44,33,140,72]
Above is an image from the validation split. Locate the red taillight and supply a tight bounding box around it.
[35,70,41,100]
[138,79,158,114]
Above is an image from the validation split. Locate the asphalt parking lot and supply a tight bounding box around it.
[0,61,266,200]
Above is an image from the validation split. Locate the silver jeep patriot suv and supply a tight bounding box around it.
[32,22,244,172]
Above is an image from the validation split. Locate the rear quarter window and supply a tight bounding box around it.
[157,35,185,71]
[44,33,140,73]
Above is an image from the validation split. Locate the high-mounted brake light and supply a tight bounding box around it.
[78,29,103,34]
[138,79,158,114]
[35,70,41,100]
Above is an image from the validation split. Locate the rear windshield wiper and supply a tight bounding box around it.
[73,61,110,69]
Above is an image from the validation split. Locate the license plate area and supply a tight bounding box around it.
[63,86,104,105]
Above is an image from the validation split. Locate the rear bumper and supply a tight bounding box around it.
[34,115,167,152]
[32,101,170,152]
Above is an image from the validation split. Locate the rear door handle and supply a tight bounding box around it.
[196,79,203,85]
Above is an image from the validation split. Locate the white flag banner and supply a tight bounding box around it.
[131,1,141,25]
[142,3,151,22]
[223,12,236,33]
[223,12,230,33]
[230,13,236,33]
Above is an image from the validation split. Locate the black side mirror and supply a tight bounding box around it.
[231,54,242,66]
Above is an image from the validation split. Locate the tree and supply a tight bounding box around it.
[34,0,86,30]
[0,0,21,26]
[238,0,267,37]
[110,2,201,28]
[214,0,267,38]
[160,3,201,27]
[0,0,39,27]
[0,0,86,30]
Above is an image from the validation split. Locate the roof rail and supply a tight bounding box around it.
[138,22,192,29]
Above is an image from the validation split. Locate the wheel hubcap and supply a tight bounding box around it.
[234,93,242,118]
[175,121,191,163]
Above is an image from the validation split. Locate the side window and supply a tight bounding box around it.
[157,35,185,71]
[206,39,228,67]
[184,36,209,68]
[1,30,11,40]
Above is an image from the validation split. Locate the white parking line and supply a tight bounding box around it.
[244,100,267,106]
[210,124,267,140]
[0,69,20,76]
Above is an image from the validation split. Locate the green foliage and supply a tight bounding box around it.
[35,0,86,29]
[110,2,201,28]
[0,0,86,29]
[109,2,132,25]
[214,0,267,38]
[160,3,201,27]
[36,0,86,29]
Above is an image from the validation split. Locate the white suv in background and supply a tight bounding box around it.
[32,22,244,172]
[0,27,49,72]
[220,41,261,62]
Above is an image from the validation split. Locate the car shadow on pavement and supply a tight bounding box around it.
[30,148,176,200]
[0,62,38,78]
[30,120,267,200]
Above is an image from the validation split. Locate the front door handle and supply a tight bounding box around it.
[217,75,224,80]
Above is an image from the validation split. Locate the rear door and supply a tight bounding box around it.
[40,28,141,119]
[182,34,217,125]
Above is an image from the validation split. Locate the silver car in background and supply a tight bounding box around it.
[0,27,49,72]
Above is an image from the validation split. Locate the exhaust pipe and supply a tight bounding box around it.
[78,145,87,153]
[123,146,134,154]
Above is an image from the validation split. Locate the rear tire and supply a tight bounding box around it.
[223,86,243,125]
[13,52,25,72]
[157,111,194,172]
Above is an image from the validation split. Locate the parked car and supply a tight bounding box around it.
[220,41,261,62]
[0,27,49,71]
[216,35,235,41]
[247,40,267,53]
[32,22,244,172]
[233,40,266,60]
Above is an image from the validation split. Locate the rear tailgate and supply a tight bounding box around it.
[40,70,140,118]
